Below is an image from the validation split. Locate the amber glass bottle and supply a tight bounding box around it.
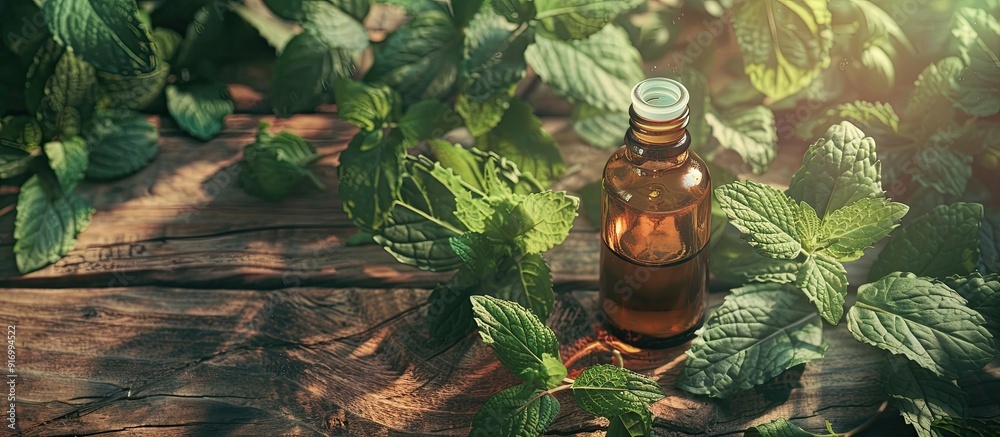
[599,78,711,349]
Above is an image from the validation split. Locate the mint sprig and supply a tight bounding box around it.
[470,295,664,436]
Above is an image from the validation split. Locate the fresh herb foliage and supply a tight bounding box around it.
[470,295,664,436]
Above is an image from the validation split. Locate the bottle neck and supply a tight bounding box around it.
[624,105,691,166]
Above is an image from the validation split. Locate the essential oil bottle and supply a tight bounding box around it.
[599,78,711,349]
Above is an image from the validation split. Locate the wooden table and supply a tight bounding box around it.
[0,114,996,436]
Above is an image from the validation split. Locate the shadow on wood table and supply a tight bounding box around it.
[0,115,996,436]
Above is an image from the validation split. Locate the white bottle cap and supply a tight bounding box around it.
[630,78,689,122]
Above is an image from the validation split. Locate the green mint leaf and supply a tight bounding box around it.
[228,3,296,53]
[338,129,406,231]
[572,104,628,149]
[271,31,354,117]
[795,253,847,324]
[238,123,322,201]
[470,384,559,437]
[787,121,882,218]
[883,357,968,437]
[165,82,234,141]
[745,418,815,437]
[711,236,801,286]
[25,41,63,117]
[716,180,803,259]
[901,57,963,139]
[796,201,822,250]
[677,282,827,398]
[427,142,545,195]
[44,0,156,74]
[491,0,536,24]
[525,25,644,112]
[705,105,777,175]
[849,0,913,51]
[398,100,461,146]
[470,295,562,386]
[457,8,529,136]
[819,198,908,262]
[374,156,470,271]
[14,176,94,274]
[299,1,368,53]
[951,8,1000,117]
[83,111,158,180]
[96,27,173,111]
[607,409,652,437]
[427,268,478,344]
[931,418,1000,437]
[944,273,1000,339]
[43,137,88,193]
[332,80,401,132]
[38,50,96,137]
[495,253,555,320]
[475,99,565,186]
[799,100,900,140]
[731,0,833,101]
[0,116,41,153]
[366,0,460,103]
[847,273,995,379]
[979,208,1000,275]
[452,0,484,27]
[151,28,182,63]
[534,0,644,40]
[869,202,983,280]
[912,145,972,197]
[571,364,664,417]
[512,191,580,253]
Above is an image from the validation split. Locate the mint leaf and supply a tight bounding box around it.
[802,100,900,140]
[796,201,822,249]
[299,1,368,53]
[571,364,664,417]
[525,25,644,112]
[607,409,652,437]
[820,198,908,262]
[470,295,564,386]
[572,104,628,148]
[901,57,963,139]
[470,384,559,437]
[165,82,234,141]
[458,8,529,136]
[475,99,565,186]
[38,50,96,137]
[951,8,1000,117]
[338,129,406,231]
[534,0,643,40]
[332,80,401,131]
[931,418,1000,437]
[426,142,545,195]
[516,191,579,253]
[366,0,460,103]
[711,235,801,285]
[44,0,155,74]
[912,145,972,197]
[398,100,461,146]
[716,180,802,259]
[44,137,88,192]
[944,273,1000,338]
[795,253,847,324]
[677,282,827,398]
[731,0,833,101]
[745,418,815,437]
[705,106,777,175]
[883,357,968,437]
[14,176,95,274]
[787,121,882,218]
[228,3,296,53]
[96,27,173,111]
[869,202,983,280]
[980,208,1000,274]
[271,31,353,117]
[83,111,158,180]
[374,156,469,271]
[239,123,323,201]
[495,253,555,320]
[427,268,478,344]
[847,273,995,379]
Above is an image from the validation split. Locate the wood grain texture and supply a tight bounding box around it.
[5,287,995,436]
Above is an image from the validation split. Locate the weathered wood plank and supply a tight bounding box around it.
[2,287,997,436]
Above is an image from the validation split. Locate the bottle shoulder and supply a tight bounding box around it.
[603,146,712,212]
